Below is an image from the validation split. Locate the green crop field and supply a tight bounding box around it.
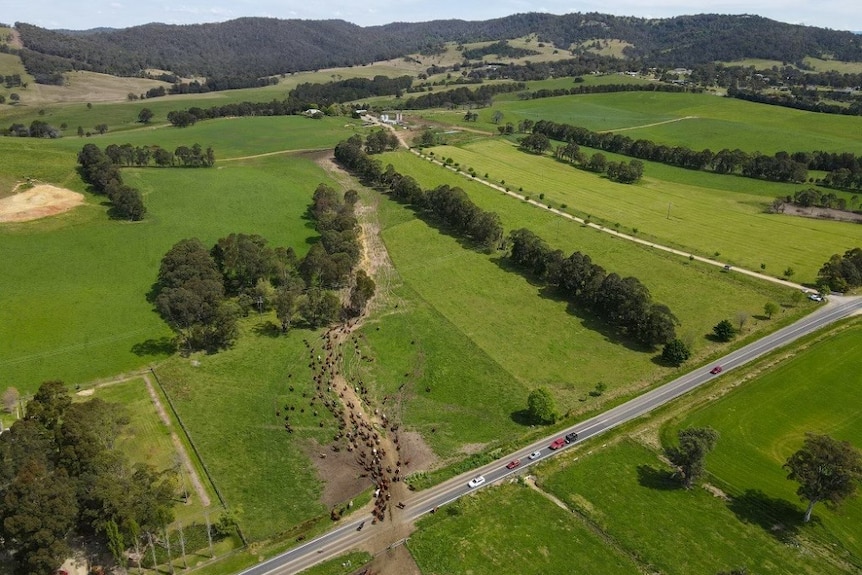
[666,321,862,564]
[414,141,861,284]
[419,91,862,155]
[408,483,642,575]
[0,137,349,392]
[542,439,844,574]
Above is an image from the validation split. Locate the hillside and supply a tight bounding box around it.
[10,13,862,83]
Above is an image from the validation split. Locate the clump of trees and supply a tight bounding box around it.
[100,142,215,167]
[817,247,862,292]
[661,338,691,366]
[665,426,719,488]
[507,228,678,347]
[0,381,175,575]
[527,387,558,424]
[712,319,736,342]
[153,184,370,351]
[784,433,862,522]
[77,143,146,220]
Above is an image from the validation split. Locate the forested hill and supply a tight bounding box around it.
[12,13,862,81]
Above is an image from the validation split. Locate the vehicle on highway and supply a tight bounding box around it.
[549,438,566,450]
[528,450,541,460]
[468,475,486,488]
[565,432,579,443]
[506,459,521,470]
[710,365,723,374]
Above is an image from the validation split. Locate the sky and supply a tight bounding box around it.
[2,0,860,32]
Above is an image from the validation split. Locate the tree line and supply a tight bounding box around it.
[101,142,216,168]
[153,184,373,352]
[398,83,526,110]
[0,381,176,575]
[334,134,504,250]
[288,75,414,108]
[728,87,862,118]
[817,247,862,292]
[521,132,645,184]
[461,40,539,60]
[772,188,854,213]
[76,144,146,220]
[531,119,811,184]
[523,81,697,100]
[507,228,677,347]
[333,134,675,348]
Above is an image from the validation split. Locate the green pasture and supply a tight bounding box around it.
[154,316,339,542]
[803,57,862,74]
[367,151,797,417]
[408,483,642,575]
[0,149,341,393]
[667,321,862,563]
[542,439,843,574]
[420,91,862,154]
[345,281,527,458]
[417,140,861,283]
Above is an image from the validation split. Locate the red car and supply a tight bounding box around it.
[506,459,521,470]
[710,365,723,374]
[549,438,566,450]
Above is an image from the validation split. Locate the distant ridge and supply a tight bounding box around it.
[11,12,862,81]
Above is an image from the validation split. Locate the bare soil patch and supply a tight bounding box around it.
[304,438,373,508]
[777,202,862,224]
[0,183,85,223]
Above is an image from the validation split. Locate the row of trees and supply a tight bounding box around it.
[728,87,862,118]
[523,134,645,183]
[102,142,216,168]
[817,247,862,292]
[153,184,372,351]
[531,119,810,184]
[0,381,176,575]
[288,75,414,107]
[773,188,853,212]
[76,144,146,220]
[334,135,504,250]
[507,228,678,347]
[523,81,695,100]
[398,83,526,110]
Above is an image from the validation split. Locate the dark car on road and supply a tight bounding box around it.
[565,432,579,443]
[506,459,521,470]
[710,365,723,375]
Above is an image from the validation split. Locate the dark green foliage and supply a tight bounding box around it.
[347,270,376,317]
[137,108,154,124]
[666,427,719,488]
[507,228,677,347]
[713,319,736,342]
[299,286,341,328]
[518,132,551,154]
[817,248,862,292]
[0,381,175,575]
[462,40,539,60]
[784,433,862,522]
[77,144,146,220]
[527,387,558,425]
[661,339,691,366]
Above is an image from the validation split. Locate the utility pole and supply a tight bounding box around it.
[667,202,672,220]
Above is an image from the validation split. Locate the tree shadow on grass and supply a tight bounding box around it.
[636,464,682,491]
[131,336,176,357]
[253,320,282,338]
[727,488,805,542]
[510,409,538,426]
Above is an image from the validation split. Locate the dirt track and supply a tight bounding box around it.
[0,183,84,222]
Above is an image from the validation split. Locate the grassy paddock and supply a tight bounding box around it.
[0,149,341,392]
[408,483,642,575]
[419,91,862,154]
[542,439,842,574]
[667,321,862,563]
[415,141,861,283]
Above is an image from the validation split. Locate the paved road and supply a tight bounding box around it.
[239,296,862,575]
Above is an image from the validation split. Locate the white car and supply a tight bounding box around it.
[808,293,823,302]
[528,450,542,460]
[468,475,486,488]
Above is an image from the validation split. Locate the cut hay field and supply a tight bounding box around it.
[408,483,642,575]
[357,151,799,442]
[0,126,350,393]
[418,140,861,284]
[420,91,862,154]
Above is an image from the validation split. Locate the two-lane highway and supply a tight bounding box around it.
[240,296,862,575]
